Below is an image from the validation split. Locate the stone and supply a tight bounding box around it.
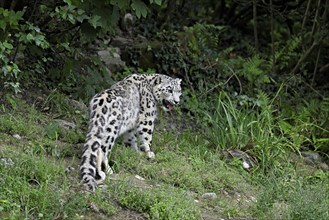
[54,119,76,130]
[242,160,251,169]
[13,134,22,140]
[301,151,329,171]
[1,158,14,167]
[65,166,75,174]
[222,149,256,170]
[68,99,88,115]
[111,36,133,47]
[301,151,321,162]
[319,162,329,171]
[134,175,145,181]
[201,192,217,200]
[97,47,126,72]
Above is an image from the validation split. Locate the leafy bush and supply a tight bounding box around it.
[279,97,329,153]
[0,0,162,96]
[201,90,289,171]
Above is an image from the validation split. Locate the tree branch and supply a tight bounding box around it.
[301,0,311,32]
[290,41,318,75]
[270,0,275,74]
[311,45,321,86]
[253,0,259,52]
[311,0,322,38]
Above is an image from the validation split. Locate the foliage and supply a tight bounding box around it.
[279,97,329,152]
[253,169,329,220]
[115,182,201,219]
[1,90,329,219]
[0,0,162,95]
[201,90,289,171]
[1,0,329,219]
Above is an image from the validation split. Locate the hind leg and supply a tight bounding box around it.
[80,137,102,191]
[95,122,121,179]
[95,147,106,184]
[123,128,138,152]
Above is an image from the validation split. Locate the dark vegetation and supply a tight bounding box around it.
[1,0,329,219]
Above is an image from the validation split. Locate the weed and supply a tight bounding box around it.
[253,169,329,220]
[111,179,201,220]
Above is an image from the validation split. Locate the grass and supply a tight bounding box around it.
[0,93,328,219]
[112,180,201,219]
[253,168,329,220]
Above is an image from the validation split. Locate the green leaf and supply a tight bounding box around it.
[0,20,6,30]
[76,14,89,23]
[150,0,162,5]
[3,42,13,49]
[131,0,148,18]
[26,33,34,41]
[68,13,76,24]
[89,15,101,29]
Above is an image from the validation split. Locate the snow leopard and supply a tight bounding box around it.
[80,73,182,191]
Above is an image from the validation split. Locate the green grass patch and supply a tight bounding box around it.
[0,148,116,219]
[110,178,201,220]
[253,170,329,220]
[1,93,328,219]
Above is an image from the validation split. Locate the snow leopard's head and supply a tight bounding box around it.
[153,77,182,111]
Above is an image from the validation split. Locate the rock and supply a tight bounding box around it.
[68,99,88,115]
[222,149,256,170]
[242,160,251,169]
[54,119,76,130]
[65,166,75,174]
[12,134,22,140]
[121,13,134,35]
[89,202,100,213]
[111,36,133,47]
[134,175,145,181]
[1,158,14,167]
[97,47,126,72]
[301,151,329,171]
[301,151,322,162]
[319,162,329,171]
[201,192,217,200]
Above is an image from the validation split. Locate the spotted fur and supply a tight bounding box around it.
[80,74,182,191]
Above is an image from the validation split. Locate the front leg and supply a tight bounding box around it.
[137,116,156,159]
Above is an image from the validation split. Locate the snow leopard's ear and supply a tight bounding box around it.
[176,78,182,85]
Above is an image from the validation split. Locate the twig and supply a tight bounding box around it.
[301,0,311,32]
[302,78,325,99]
[290,41,318,75]
[253,0,259,52]
[27,0,38,22]
[270,0,275,74]
[311,45,321,86]
[311,0,322,38]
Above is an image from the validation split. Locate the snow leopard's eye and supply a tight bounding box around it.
[168,89,173,93]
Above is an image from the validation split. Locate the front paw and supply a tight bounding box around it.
[146,151,155,159]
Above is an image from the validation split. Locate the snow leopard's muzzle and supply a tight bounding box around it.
[162,99,179,111]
